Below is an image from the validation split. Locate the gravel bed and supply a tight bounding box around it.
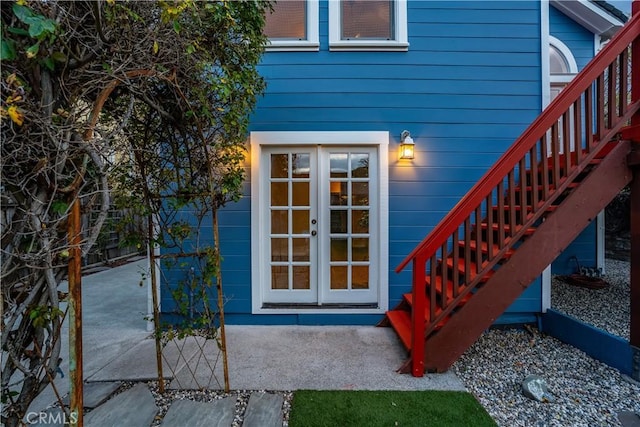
[453,327,640,427]
[551,258,631,340]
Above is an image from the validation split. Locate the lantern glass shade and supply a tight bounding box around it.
[399,135,415,160]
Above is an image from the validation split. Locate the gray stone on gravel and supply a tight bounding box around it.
[242,392,283,427]
[84,383,158,427]
[522,374,554,402]
[160,397,236,427]
[619,411,640,427]
[62,381,121,408]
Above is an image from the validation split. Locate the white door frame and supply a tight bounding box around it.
[250,131,389,315]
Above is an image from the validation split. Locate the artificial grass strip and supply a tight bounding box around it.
[289,390,497,427]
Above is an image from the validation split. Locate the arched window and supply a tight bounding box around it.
[549,36,578,85]
[550,45,571,74]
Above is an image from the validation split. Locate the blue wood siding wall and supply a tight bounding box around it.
[549,5,598,275]
[237,0,543,324]
[162,1,603,324]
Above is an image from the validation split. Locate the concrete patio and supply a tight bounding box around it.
[28,257,464,425]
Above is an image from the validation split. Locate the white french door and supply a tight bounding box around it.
[261,145,379,306]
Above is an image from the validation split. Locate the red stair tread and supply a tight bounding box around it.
[481,222,536,235]
[459,240,515,258]
[444,258,494,281]
[403,293,449,329]
[515,182,579,192]
[425,275,473,304]
[386,310,412,351]
[492,205,558,215]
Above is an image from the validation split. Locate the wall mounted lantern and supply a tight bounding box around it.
[399,130,415,160]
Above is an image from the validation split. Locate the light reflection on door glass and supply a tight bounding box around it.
[330,153,348,178]
[292,153,310,178]
[351,153,369,178]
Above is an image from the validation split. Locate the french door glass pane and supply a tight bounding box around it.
[330,210,347,233]
[292,210,309,234]
[331,238,348,261]
[271,210,288,234]
[352,238,369,262]
[292,182,309,206]
[271,154,288,178]
[351,153,369,177]
[292,154,310,178]
[352,210,369,233]
[271,182,288,206]
[330,266,348,289]
[330,181,348,206]
[292,266,310,289]
[271,238,288,262]
[352,266,369,289]
[292,238,310,262]
[352,182,369,206]
[271,266,288,289]
[329,154,348,178]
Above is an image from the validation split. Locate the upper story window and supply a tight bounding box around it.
[264,0,319,51]
[329,0,408,51]
[549,37,578,84]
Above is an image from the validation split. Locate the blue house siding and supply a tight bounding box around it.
[240,0,543,324]
[550,4,596,70]
[549,5,599,275]
[160,1,609,325]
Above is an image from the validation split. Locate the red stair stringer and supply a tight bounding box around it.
[419,140,633,373]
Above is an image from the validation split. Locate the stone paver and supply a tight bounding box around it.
[619,411,640,427]
[62,381,122,408]
[160,397,237,427]
[242,392,284,427]
[84,383,158,427]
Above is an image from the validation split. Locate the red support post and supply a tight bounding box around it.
[411,256,426,377]
[629,0,640,381]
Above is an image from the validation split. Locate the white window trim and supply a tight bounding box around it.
[328,0,408,51]
[250,131,389,315]
[265,0,319,52]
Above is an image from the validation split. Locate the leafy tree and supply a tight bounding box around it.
[1,1,270,425]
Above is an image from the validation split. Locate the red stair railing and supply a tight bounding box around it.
[396,13,640,377]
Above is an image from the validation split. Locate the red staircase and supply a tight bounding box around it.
[382,13,640,377]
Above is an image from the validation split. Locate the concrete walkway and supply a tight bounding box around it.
[30,257,465,426]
